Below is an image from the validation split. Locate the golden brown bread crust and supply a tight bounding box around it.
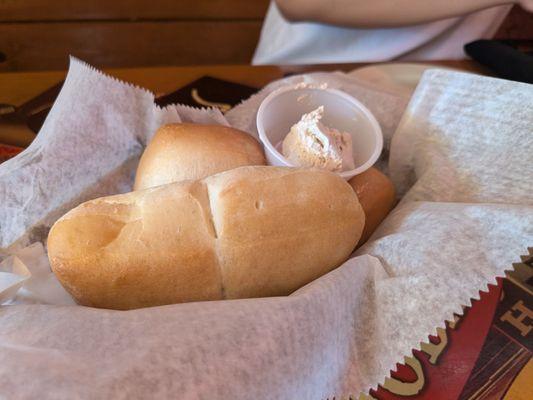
[48,182,222,310]
[134,123,266,190]
[206,167,364,299]
[48,166,364,310]
[348,167,396,245]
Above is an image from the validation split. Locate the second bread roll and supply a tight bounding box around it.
[48,166,365,310]
[134,123,266,190]
[349,167,396,245]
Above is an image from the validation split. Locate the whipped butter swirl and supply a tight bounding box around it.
[282,106,355,172]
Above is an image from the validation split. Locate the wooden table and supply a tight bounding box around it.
[0,60,488,148]
[0,60,487,108]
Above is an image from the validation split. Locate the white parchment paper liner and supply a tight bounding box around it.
[0,60,531,399]
[0,58,226,251]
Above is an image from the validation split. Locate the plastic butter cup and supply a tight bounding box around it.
[256,85,383,180]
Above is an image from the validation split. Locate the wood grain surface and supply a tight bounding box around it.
[0,21,263,72]
[0,65,282,107]
[0,61,486,148]
[0,0,269,71]
[0,0,270,21]
[0,61,485,107]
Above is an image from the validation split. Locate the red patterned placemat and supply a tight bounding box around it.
[0,143,23,163]
[358,249,532,400]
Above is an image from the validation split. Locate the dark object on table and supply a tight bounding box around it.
[19,81,65,133]
[0,81,64,147]
[155,76,258,112]
[465,39,533,84]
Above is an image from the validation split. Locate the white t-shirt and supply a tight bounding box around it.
[253,2,511,64]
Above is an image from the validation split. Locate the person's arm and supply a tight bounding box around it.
[275,0,527,27]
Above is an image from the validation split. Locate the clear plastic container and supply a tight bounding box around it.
[256,85,383,180]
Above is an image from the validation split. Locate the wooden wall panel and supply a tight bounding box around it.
[0,0,270,21]
[0,21,263,71]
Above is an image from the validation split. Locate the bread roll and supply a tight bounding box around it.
[48,166,364,310]
[134,123,266,190]
[348,167,396,245]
